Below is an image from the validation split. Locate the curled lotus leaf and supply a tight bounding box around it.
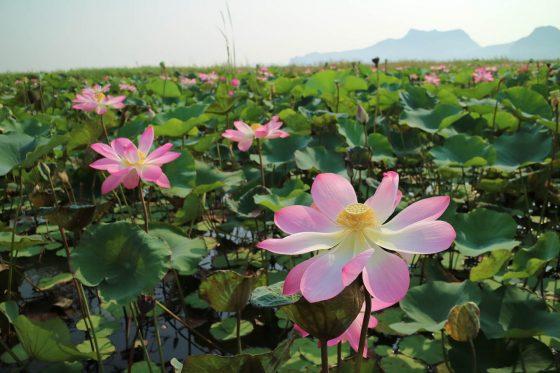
[40,204,96,231]
[199,270,260,312]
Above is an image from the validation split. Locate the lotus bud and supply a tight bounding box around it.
[444,302,480,342]
[356,104,369,124]
[372,57,380,68]
[550,90,560,107]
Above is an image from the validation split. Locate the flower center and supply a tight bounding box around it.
[94,92,106,102]
[336,203,376,231]
[123,150,147,168]
[251,123,262,131]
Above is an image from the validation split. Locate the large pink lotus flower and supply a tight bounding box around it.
[258,172,455,304]
[90,126,180,194]
[294,298,391,357]
[72,84,126,115]
[222,116,289,152]
[472,67,494,83]
[424,73,441,86]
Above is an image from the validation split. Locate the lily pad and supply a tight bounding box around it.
[503,231,560,279]
[453,208,520,256]
[209,317,254,341]
[491,125,552,172]
[250,281,301,308]
[72,222,171,304]
[430,134,495,167]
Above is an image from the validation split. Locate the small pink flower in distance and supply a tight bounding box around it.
[231,78,240,88]
[90,126,180,194]
[222,117,289,152]
[486,66,498,72]
[180,77,197,86]
[424,73,440,86]
[228,90,234,97]
[431,64,449,73]
[199,72,219,85]
[472,67,494,83]
[257,172,455,304]
[119,83,137,93]
[409,73,418,81]
[294,298,391,357]
[72,84,126,115]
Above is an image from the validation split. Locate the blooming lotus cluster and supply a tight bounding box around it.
[258,172,455,304]
[424,73,441,86]
[180,77,197,87]
[72,84,126,115]
[90,126,180,194]
[198,72,219,85]
[430,64,449,73]
[472,67,495,83]
[222,116,289,152]
[119,83,137,93]
[257,66,274,81]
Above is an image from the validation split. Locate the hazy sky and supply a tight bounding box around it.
[1,0,559,72]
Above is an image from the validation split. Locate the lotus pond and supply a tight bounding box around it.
[0,61,559,372]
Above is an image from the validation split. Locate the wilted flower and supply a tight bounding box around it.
[222,116,289,152]
[119,83,137,93]
[72,84,126,115]
[424,73,441,86]
[90,126,180,194]
[472,67,494,83]
[258,172,455,304]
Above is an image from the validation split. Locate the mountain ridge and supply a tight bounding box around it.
[291,26,560,64]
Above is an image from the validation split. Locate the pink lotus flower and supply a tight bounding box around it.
[119,83,137,93]
[222,116,289,152]
[198,72,219,85]
[180,77,197,86]
[424,73,440,86]
[472,67,494,83]
[258,172,455,304]
[72,84,126,115]
[294,298,391,357]
[231,78,240,88]
[430,64,449,73]
[90,126,180,194]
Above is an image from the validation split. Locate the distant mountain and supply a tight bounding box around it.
[290,26,560,64]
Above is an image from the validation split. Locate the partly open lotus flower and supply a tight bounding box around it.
[294,298,391,357]
[72,84,126,115]
[90,126,180,194]
[222,116,289,152]
[119,82,137,92]
[472,67,495,83]
[258,172,455,304]
[424,73,441,86]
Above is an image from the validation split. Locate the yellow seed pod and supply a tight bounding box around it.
[444,302,480,342]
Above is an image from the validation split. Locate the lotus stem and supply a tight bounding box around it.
[7,169,24,300]
[441,331,452,372]
[236,310,242,354]
[138,182,150,232]
[256,139,265,188]
[131,304,154,373]
[320,338,329,373]
[337,342,342,373]
[355,286,371,373]
[468,338,477,373]
[100,115,110,143]
[152,307,166,373]
[374,67,380,134]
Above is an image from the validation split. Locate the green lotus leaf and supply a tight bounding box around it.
[479,285,560,339]
[295,146,345,174]
[75,315,120,338]
[491,125,552,172]
[399,85,437,110]
[454,208,520,256]
[259,135,310,165]
[194,160,244,194]
[12,315,96,362]
[209,317,253,341]
[0,132,40,176]
[430,134,496,167]
[0,300,18,323]
[199,270,260,312]
[160,149,196,198]
[0,232,46,252]
[72,222,171,304]
[337,117,365,148]
[380,354,426,372]
[399,335,444,365]
[481,110,519,130]
[503,231,560,279]
[449,334,554,373]
[400,103,465,133]
[37,272,73,291]
[76,337,115,360]
[499,86,553,120]
[147,78,181,98]
[0,343,28,365]
[277,108,311,136]
[250,281,301,308]
[469,250,511,282]
[390,281,481,334]
[148,223,206,276]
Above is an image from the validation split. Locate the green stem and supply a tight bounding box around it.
[320,339,329,373]
[236,310,243,354]
[100,115,110,143]
[355,288,371,373]
[0,336,24,367]
[130,304,154,373]
[138,183,149,232]
[374,68,380,134]
[152,307,166,373]
[337,342,342,373]
[441,331,452,372]
[256,139,265,188]
[77,282,105,372]
[7,169,24,300]
[468,338,477,373]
